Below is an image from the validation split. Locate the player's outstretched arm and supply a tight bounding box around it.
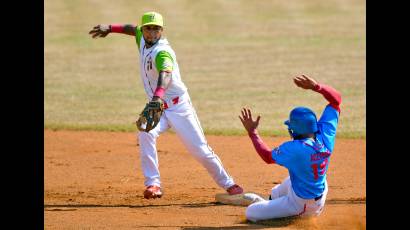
[239,108,275,164]
[293,74,319,90]
[239,108,260,133]
[89,24,136,38]
[293,74,341,112]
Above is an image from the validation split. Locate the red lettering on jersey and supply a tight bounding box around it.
[310,151,331,161]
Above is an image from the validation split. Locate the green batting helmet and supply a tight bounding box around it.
[141,12,164,27]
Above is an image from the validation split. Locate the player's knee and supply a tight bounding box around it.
[270,187,280,200]
[188,144,215,160]
[245,204,260,222]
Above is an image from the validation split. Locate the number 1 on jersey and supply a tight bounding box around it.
[311,158,329,180]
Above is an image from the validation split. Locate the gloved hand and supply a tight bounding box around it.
[136,98,164,132]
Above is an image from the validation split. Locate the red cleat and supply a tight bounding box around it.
[227,184,244,195]
[143,185,163,199]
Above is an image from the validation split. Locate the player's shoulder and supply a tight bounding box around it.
[278,140,305,152]
[156,38,171,48]
[280,139,318,153]
[153,39,175,55]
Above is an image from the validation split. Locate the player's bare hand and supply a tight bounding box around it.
[293,74,318,90]
[89,24,111,38]
[239,108,260,133]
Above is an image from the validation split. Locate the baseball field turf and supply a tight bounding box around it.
[45,0,365,138]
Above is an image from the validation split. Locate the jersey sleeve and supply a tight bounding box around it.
[135,26,143,49]
[271,141,297,168]
[317,105,340,151]
[155,51,174,72]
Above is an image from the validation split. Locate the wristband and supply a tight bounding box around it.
[153,87,165,98]
[110,24,123,33]
[313,83,321,91]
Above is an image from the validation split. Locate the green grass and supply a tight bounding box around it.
[45,0,366,138]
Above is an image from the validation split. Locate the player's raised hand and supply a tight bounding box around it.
[293,74,319,90]
[89,24,111,38]
[239,108,261,133]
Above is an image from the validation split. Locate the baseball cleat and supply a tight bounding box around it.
[243,193,266,204]
[143,185,163,199]
[226,184,244,195]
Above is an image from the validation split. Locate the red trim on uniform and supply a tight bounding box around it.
[172,97,179,105]
[163,96,180,110]
[298,204,307,216]
[110,24,124,33]
[248,129,276,164]
[313,83,342,113]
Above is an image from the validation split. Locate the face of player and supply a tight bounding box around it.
[142,25,163,47]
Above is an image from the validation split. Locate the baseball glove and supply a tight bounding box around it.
[136,100,164,132]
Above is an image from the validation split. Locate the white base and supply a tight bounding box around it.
[215,192,267,206]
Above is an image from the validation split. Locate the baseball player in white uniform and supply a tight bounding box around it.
[89,12,243,199]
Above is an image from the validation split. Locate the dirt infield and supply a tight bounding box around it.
[45,130,365,229]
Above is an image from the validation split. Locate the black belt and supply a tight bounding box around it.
[314,194,323,201]
[269,194,322,201]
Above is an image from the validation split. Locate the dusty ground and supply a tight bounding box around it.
[44,130,366,229]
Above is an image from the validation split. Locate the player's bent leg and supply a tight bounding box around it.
[300,181,329,217]
[182,134,238,191]
[137,115,170,189]
[245,195,300,222]
[246,182,318,222]
[167,102,237,191]
[138,131,161,187]
[270,176,291,200]
[190,142,235,188]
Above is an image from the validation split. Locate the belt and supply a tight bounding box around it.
[163,96,180,109]
[270,194,322,201]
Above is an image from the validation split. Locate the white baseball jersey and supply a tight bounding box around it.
[138,37,187,101]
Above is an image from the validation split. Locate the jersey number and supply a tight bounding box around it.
[311,158,328,180]
[146,58,153,71]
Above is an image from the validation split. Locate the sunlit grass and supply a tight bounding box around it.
[45,0,365,138]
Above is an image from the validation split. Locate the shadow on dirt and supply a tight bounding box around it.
[44,202,224,209]
[181,217,302,229]
[132,226,266,229]
[182,226,273,229]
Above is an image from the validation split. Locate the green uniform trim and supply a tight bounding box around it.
[135,26,143,49]
[155,51,174,72]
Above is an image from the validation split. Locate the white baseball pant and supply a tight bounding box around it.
[137,93,235,190]
[246,176,328,222]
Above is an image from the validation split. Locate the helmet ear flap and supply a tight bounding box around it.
[288,128,297,139]
[285,120,296,139]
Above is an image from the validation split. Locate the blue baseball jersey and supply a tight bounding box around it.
[271,105,339,199]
